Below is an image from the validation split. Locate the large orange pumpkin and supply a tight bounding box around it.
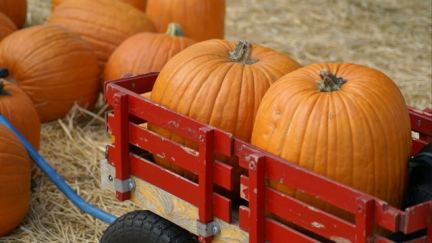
[0,12,15,40]
[146,0,225,41]
[0,25,100,122]
[49,0,155,68]
[251,63,411,211]
[0,124,31,236]
[51,0,147,11]
[0,79,40,149]
[0,0,26,28]
[150,39,301,173]
[104,23,195,82]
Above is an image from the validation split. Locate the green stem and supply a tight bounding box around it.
[229,40,257,65]
[165,23,184,37]
[318,69,346,92]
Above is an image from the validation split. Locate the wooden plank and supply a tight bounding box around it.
[100,160,248,243]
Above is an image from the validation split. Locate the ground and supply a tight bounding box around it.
[2,0,431,242]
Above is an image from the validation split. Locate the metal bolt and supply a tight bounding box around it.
[128,179,136,192]
[211,224,220,235]
[249,160,257,170]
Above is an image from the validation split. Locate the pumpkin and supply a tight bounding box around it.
[0,78,40,149]
[49,0,156,68]
[0,12,15,40]
[0,0,26,28]
[146,0,225,41]
[104,23,195,82]
[51,0,147,11]
[149,39,301,174]
[251,63,411,212]
[0,124,31,236]
[0,25,100,122]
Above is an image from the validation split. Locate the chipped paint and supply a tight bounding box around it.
[330,236,351,243]
[157,153,166,159]
[181,145,199,156]
[311,221,325,229]
[307,205,320,212]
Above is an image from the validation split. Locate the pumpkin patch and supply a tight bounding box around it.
[251,63,412,211]
[104,23,195,82]
[0,25,100,122]
[0,124,31,236]
[49,0,155,68]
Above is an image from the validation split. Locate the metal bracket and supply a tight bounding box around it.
[114,178,135,193]
[196,220,220,237]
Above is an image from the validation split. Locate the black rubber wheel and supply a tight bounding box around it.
[100,210,198,243]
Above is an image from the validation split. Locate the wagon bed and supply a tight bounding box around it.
[102,73,432,243]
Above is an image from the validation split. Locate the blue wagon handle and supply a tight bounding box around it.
[0,115,117,225]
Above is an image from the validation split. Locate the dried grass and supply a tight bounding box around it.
[4,0,431,242]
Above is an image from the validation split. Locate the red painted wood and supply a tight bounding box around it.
[239,208,319,243]
[107,115,234,190]
[247,155,266,243]
[235,138,362,213]
[197,128,215,225]
[112,93,131,201]
[355,198,375,242]
[104,73,157,105]
[238,206,249,231]
[105,77,432,242]
[409,108,432,137]
[401,202,431,234]
[129,153,232,222]
[129,122,233,190]
[412,139,428,155]
[266,188,356,241]
[266,219,319,243]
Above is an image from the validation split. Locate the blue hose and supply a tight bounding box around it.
[0,115,117,224]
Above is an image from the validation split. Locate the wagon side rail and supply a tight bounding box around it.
[104,74,431,243]
[236,139,431,243]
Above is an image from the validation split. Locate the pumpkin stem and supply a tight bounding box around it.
[0,68,9,96]
[165,23,184,37]
[0,80,7,96]
[318,69,346,92]
[229,40,257,65]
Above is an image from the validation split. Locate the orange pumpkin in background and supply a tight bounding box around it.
[0,79,40,149]
[51,0,147,11]
[0,12,15,40]
[251,63,411,213]
[49,0,155,68]
[146,0,225,41]
[149,39,301,173]
[0,124,31,236]
[0,0,26,28]
[0,25,100,122]
[104,23,195,82]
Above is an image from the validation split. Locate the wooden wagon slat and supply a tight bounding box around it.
[107,114,234,191]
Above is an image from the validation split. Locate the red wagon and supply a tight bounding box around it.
[101,73,432,243]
